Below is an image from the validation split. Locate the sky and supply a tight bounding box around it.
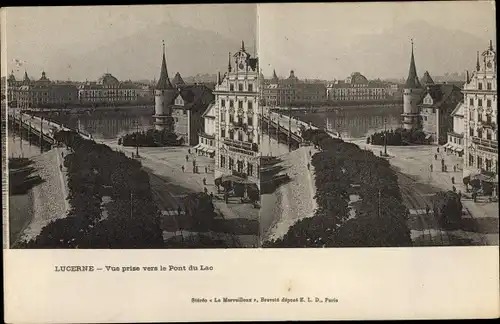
[258,1,496,80]
[2,3,496,81]
[3,5,256,81]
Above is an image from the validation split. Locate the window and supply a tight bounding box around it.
[221,129,225,138]
[486,114,492,124]
[238,83,243,91]
[229,100,234,108]
[221,112,225,122]
[487,99,491,107]
[478,99,483,107]
[220,155,226,168]
[248,84,253,92]
[469,98,474,106]
[486,129,492,140]
[478,83,483,90]
[469,111,474,120]
[221,99,226,107]
[229,157,234,170]
[238,131,243,142]
[487,82,492,90]
[469,154,474,166]
[478,129,482,138]
[237,160,243,173]
[485,159,491,172]
[478,113,482,122]
[238,101,243,109]
[424,116,427,121]
[469,128,474,136]
[230,83,234,91]
[229,114,234,123]
[229,129,234,139]
[247,163,253,177]
[248,101,253,110]
[247,116,253,126]
[477,156,482,169]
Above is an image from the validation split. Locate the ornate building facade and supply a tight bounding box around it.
[77,73,139,104]
[463,41,498,175]
[326,72,395,101]
[214,42,261,187]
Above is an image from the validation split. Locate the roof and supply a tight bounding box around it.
[156,51,173,90]
[421,71,434,85]
[451,101,465,117]
[419,84,462,108]
[201,101,216,119]
[405,44,422,89]
[174,85,214,112]
[172,72,185,87]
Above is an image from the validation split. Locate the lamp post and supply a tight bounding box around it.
[288,105,292,152]
[383,117,387,156]
[135,120,139,157]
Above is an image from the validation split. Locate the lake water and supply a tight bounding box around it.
[288,105,402,140]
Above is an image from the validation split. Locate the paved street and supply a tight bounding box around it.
[351,139,498,245]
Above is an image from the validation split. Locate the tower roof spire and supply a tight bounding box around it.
[466,70,470,84]
[404,38,421,89]
[156,40,173,90]
[476,51,480,71]
[490,39,493,51]
[228,52,232,72]
[241,40,245,52]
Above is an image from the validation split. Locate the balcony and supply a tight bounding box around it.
[472,136,498,150]
[223,138,259,156]
[481,120,497,130]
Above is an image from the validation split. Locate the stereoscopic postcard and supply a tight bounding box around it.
[2,2,499,322]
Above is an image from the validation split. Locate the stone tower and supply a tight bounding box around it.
[153,41,177,132]
[401,40,423,130]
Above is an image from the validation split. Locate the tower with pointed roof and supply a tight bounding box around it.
[153,40,176,132]
[402,40,423,130]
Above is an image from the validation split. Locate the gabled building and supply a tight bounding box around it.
[443,100,466,156]
[171,84,214,146]
[195,102,217,158]
[419,81,463,145]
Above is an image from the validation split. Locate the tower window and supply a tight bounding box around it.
[238,101,243,109]
[487,82,492,90]
[230,83,234,91]
[478,83,483,90]
[478,99,483,107]
[229,100,234,108]
[221,99,226,107]
[238,83,243,91]
[248,84,253,92]
[469,98,474,106]
[487,99,491,108]
[248,101,253,110]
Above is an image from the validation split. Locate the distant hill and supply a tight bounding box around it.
[345,21,494,80]
[46,20,256,82]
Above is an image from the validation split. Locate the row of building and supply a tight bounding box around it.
[401,40,497,177]
[6,70,157,108]
[260,70,401,107]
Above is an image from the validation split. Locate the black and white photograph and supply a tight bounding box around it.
[257,2,498,248]
[4,4,260,249]
[3,2,498,250]
[2,2,499,323]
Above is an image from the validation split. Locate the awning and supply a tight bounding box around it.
[194,144,202,149]
[206,149,215,154]
[444,143,452,149]
[425,134,432,139]
[455,147,464,152]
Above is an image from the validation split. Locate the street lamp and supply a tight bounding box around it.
[383,117,388,156]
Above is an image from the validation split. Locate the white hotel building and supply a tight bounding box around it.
[214,42,261,187]
[463,41,498,176]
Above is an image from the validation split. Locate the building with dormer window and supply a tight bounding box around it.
[463,41,498,176]
[214,41,261,187]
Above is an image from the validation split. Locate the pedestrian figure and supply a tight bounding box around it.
[188,148,191,154]
[453,165,456,172]
[210,192,214,200]
[204,187,208,194]
[444,165,447,172]
[307,163,310,170]
[203,177,206,185]
[435,154,437,160]
[181,165,185,172]
[458,191,462,200]
[185,155,189,162]
[472,192,477,203]
[205,166,208,173]
[192,160,196,167]
[177,206,182,216]
[452,185,456,192]
[192,167,195,173]
[451,176,455,184]
[309,150,311,157]
[430,164,433,172]
[437,147,440,153]
[425,205,430,216]
[60,165,62,171]
[132,152,135,158]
